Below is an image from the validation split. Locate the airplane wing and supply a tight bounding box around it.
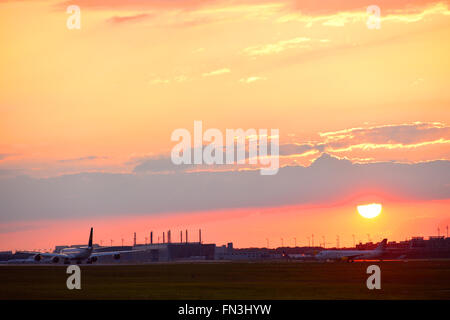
[339,254,364,261]
[91,249,147,257]
[37,252,69,258]
[341,252,381,261]
[32,252,69,262]
[90,249,150,261]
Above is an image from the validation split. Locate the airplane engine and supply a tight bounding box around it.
[113,253,120,260]
[51,256,59,263]
[86,256,97,264]
[34,254,42,262]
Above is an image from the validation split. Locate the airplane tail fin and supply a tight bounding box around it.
[376,238,387,251]
[88,227,93,248]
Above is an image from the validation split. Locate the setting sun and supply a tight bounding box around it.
[357,203,382,219]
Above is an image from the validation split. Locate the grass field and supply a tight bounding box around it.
[1,260,449,299]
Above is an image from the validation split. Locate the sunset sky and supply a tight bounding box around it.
[0,0,449,251]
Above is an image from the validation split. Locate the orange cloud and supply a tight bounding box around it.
[288,0,447,14]
[202,68,231,77]
[54,0,447,13]
[278,1,450,26]
[107,13,153,24]
[320,122,450,148]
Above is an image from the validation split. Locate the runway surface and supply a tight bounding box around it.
[1,260,449,299]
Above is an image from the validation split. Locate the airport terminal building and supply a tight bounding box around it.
[90,242,216,263]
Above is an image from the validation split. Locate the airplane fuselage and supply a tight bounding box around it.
[59,247,92,260]
[315,249,381,261]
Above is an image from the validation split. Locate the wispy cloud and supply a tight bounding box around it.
[149,78,171,85]
[319,122,450,147]
[54,0,445,14]
[202,68,231,77]
[107,13,152,24]
[243,37,311,56]
[239,76,267,83]
[58,156,107,163]
[0,153,17,161]
[278,122,450,164]
[278,2,450,27]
